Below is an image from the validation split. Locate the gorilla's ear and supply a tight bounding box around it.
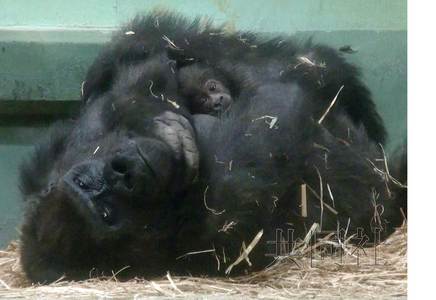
[151,111,199,185]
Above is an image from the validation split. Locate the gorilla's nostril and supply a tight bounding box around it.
[109,157,135,191]
[111,159,128,174]
[219,95,224,100]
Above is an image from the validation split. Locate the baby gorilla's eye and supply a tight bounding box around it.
[206,80,217,92]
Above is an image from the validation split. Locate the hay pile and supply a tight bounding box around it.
[0,225,406,299]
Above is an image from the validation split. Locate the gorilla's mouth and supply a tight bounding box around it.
[81,197,121,231]
[61,176,121,232]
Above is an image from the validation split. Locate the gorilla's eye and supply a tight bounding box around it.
[74,177,89,190]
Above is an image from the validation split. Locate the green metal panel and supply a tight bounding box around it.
[0,0,406,31]
[0,41,103,101]
[0,1,406,247]
[0,0,406,30]
[0,144,31,245]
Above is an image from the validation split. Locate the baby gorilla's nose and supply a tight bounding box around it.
[213,101,223,110]
[212,93,231,112]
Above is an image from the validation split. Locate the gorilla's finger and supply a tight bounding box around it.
[152,111,199,184]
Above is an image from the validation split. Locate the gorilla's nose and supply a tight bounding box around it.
[107,156,135,191]
[62,160,121,233]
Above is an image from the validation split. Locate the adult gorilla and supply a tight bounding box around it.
[18,13,402,283]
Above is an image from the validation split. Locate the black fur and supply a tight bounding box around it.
[19,49,198,283]
[18,12,402,283]
[175,82,403,275]
[82,12,386,143]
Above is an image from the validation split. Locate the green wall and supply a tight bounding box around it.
[0,0,405,30]
[0,0,406,247]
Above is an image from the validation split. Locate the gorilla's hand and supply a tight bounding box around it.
[152,111,199,184]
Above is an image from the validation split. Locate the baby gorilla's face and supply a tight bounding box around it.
[193,78,232,115]
[177,64,234,116]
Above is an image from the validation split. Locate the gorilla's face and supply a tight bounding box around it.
[33,134,175,241]
[19,99,198,281]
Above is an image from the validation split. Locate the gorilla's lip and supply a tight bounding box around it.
[94,200,117,226]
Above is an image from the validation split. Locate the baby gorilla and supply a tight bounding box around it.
[177,64,239,116]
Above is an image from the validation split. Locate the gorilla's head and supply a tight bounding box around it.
[18,94,193,282]
[51,138,173,239]
[22,133,176,248]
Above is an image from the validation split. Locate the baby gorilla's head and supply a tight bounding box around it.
[177,64,234,115]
